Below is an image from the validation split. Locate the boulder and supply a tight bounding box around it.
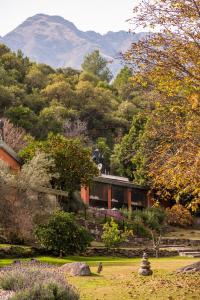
[60,262,91,276]
[176,261,200,273]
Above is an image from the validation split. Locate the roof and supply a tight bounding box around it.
[93,174,148,190]
[0,140,22,164]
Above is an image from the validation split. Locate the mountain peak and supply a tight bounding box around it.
[21,14,78,31]
[1,14,146,74]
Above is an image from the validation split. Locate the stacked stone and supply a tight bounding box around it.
[138,252,153,276]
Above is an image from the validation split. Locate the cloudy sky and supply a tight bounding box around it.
[0,0,139,36]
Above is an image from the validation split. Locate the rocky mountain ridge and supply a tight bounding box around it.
[1,14,147,74]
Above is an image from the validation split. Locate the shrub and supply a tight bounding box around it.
[0,271,25,291]
[0,264,79,300]
[35,211,92,255]
[131,207,167,233]
[101,218,132,248]
[11,281,79,300]
[130,221,151,238]
[166,204,193,227]
[129,207,167,257]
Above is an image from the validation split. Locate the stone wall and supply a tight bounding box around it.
[84,247,178,258]
[161,238,200,247]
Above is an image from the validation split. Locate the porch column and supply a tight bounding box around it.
[147,190,154,207]
[107,185,112,209]
[81,186,90,205]
[127,188,132,210]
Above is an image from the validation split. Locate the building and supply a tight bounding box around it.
[0,140,21,171]
[81,174,153,210]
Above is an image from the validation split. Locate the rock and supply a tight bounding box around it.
[138,252,153,276]
[60,262,91,276]
[176,261,200,273]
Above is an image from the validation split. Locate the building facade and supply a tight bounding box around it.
[81,174,153,210]
[0,141,21,171]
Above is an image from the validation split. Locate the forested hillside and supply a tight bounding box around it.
[0,44,147,169]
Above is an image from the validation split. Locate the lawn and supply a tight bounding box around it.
[66,257,200,300]
[0,256,200,299]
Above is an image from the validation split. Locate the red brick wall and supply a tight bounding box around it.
[0,148,21,171]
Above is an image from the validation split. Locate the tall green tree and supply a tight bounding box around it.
[82,50,113,82]
[20,134,98,211]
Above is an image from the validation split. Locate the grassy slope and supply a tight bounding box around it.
[0,256,200,300]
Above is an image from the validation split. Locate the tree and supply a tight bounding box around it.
[20,134,98,211]
[5,105,38,133]
[18,152,58,191]
[63,119,87,139]
[96,137,111,173]
[166,204,193,227]
[82,50,113,82]
[3,118,28,153]
[132,208,166,257]
[0,153,59,242]
[113,66,133,100]
[42,73,75,107]
[36,211,92,255]
[111,114,148,184]
[38,102,67,138]
[25,64,48,89]
[124,0,200,210]
[101,218,132,249]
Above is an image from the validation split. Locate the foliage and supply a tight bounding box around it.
[101,218,132,249]
[81,50,113,82]
[166,204,193,227]
[35,211,92,255]
[130,207,167,257]
[111,114,148,183]
[123,0,200,210]
[20,134,98,211]
[113,66,133,100]
[18,151,58,191]
[0,265,79,300]
[11,281,79,300]
[3,118,28,153]
[0,155,59,242]
[131,207,166,234]
[96,137,111,173]
[0,44,128,150]
[129,220,151,239]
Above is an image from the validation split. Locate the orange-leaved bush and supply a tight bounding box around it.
[166,204,193,227]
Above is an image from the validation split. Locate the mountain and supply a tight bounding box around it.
[1,14,147,75]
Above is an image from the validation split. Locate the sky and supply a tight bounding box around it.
[0,0,139,37]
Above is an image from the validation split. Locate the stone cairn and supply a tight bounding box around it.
[138,252,153,276]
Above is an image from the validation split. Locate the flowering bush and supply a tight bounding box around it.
[0,262,79,300]
[166,204,193,227]
[11,281,78,300]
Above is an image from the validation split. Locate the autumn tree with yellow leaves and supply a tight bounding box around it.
[124,0,200,210]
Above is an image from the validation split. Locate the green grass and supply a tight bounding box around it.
[0,255,197,268]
